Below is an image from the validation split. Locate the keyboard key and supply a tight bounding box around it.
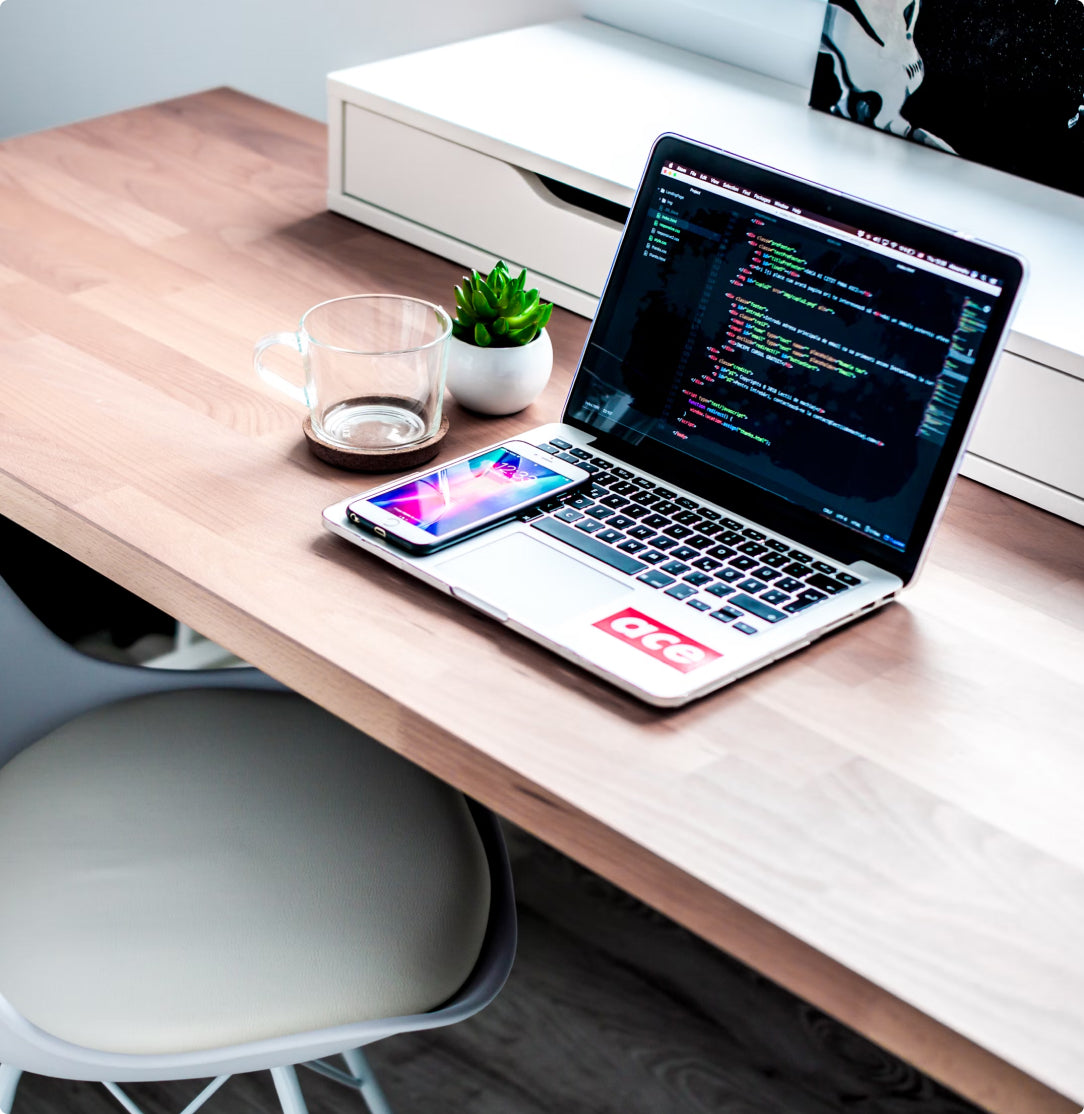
[729,556,758,571]
[591,456,614,467]
[694,520,724,536]
[642,513,670,529]
[736,578,766,593]
[722,518,743,530]
[600,494,628,508]
[650,536,679,551]
[556,452,582,465]
[596,529,625,544]
[663,523,693,540]
[537,443,559,454]
[565,494,593,509]
[734,622,758,635]
[765,539,789,552]
[608,480,639,496]
[568,447,591,458]
[665,583,699,600]
[588,483,609,498]
[671,545,700,561]
[628,525,656,540]
[687,599,712,611]
[555,508,584,522]
[673,509,700,525]
[737,541,768,557]
[742,528,765,541]
[776,577,805,593]
[812,561,837,575]
[611,466,633,479]
[805,574,848,595]
[532,517,647,573]
[706,545,736,561]
[729,594,787,623]
[686,534,715,549]
[578,462,600,474]
[683,572,711,586]
[692,556,723,572]
[761,589,790,606]
[623,504,652,519]
[661,560,691,575]
[760,552,791,568]
[654,501,682,516]
[654,487,677,499]
[716,568,744,583]
[608,515,636,530]
[549,438,571,449]
[836,571,861,586]
[784,597,821,613]
[639,550,668,565]
[617,539,646,554]
[717,530,744,546]
[788,549,812,562]
[639,569,676,589]
[632,476,655,488]
[585,505,614,520]
[675,496,697,509]
[575,519,603,534]
[698,508,721,521]
[705,582,736,598]
[710,607,742,623]
[783,562,811,577]
[794,588,828,604]
[750,566,783,581]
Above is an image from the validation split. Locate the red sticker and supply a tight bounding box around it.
[593,608,721,673]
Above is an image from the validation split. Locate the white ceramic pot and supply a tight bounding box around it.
[445,329,553,416]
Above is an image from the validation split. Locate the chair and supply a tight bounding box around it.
[0,573,516,1114]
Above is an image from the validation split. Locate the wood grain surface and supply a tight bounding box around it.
[0,90,1082,1114]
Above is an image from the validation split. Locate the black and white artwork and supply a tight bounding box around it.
[810,0,1084,197]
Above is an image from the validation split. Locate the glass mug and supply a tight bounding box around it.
[254,295,452,451]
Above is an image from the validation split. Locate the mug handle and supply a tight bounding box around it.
[254,331,307,405]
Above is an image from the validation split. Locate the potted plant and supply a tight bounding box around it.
[445,260,554,415]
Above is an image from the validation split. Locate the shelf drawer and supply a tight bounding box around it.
[340,105,622,298]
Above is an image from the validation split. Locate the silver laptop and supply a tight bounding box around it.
[324,133,1026,706]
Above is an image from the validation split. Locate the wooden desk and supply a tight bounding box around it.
[0,90,1081,1114]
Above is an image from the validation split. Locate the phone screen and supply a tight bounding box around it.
[364,446,577,538]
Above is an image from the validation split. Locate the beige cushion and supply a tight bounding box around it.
[0,689,490,1055]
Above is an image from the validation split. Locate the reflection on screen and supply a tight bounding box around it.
[369,448,570,537]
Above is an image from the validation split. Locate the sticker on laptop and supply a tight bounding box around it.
[593,608,721,673]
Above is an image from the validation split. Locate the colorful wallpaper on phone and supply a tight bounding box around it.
[369,448,571,536]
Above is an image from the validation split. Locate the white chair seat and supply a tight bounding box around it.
[0,689,491,1056]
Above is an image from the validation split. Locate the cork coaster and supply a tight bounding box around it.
[303,414,450,472]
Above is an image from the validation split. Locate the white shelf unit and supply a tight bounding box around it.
[328,18,1084,525]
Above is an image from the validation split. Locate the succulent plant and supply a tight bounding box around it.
[451,261,553,348]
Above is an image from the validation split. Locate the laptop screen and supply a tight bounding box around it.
[564,134,1025,578]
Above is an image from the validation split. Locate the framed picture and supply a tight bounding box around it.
[810,0,1084,196]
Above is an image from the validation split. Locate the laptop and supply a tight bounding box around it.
[323,133,1026,706]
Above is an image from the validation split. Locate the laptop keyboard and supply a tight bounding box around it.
[523,439,863,634]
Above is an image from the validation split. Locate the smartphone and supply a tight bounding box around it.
[345,441,592,555]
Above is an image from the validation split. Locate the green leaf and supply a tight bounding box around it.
[473,322,493,347]
[508,323,539,346]
[472,285,496,317]
[491,316,509,334]
[536,302,553,329]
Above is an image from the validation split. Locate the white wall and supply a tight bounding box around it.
[0,0,577,140]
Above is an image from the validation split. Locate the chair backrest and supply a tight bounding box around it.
[0,574,284,766]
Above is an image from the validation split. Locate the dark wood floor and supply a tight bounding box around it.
[12,824,984,1114]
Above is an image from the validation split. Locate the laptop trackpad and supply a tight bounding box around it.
[435,531,633,626]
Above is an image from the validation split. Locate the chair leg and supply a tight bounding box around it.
[341,1049,394,1114]
[0,1064,22,1114]
[270,1067,309,1114]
